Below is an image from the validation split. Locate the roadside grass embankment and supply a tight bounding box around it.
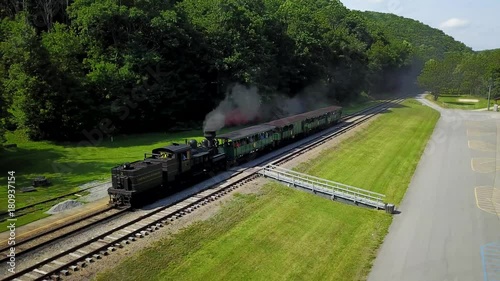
[297,99,440,204]
[95,99,439,281]
[425,94,489,110]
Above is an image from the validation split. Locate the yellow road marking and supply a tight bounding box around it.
[468,140,497,152]
[471,158,500,173]
[475,186,500,216]
[1,203,108,246]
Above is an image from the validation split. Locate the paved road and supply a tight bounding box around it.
[369,95,500,281]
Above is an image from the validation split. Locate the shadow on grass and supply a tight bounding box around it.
[348,101,408,116]
[54,126,244,149]
[0,147,114,196]
[444,102,475,106]
[56,131,199,149]
[0,147,65,180]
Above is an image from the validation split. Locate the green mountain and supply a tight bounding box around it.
[359,11,472,63]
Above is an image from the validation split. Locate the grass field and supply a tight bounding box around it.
[425,94,490,110]
[296,99,440,204]
[96,184,392,281]
[95,99,439,281]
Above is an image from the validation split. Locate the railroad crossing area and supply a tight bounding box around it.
[259,165,395,213]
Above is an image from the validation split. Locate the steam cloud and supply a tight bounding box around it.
[203,84,262,132]
[203,83,334,132]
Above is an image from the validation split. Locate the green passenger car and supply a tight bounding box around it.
[214,105,342,165]
[267,105,342,143]
[216,124,276,164]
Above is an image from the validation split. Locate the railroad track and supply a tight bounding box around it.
[2,97,404,281]
[0,206,129,268]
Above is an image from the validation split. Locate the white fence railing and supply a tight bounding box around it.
[259,164,388,210]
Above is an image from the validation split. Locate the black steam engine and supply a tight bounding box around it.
[108,131,226,206]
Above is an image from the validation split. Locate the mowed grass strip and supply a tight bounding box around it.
[296,99,439,204]
[96,185,392,281]
[425,94,489,110]
[95,99,438,281]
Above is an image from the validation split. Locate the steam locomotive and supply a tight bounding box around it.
[108,105,342,206]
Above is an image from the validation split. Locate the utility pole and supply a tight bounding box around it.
[487,78,492,111]
[487,84,492,111]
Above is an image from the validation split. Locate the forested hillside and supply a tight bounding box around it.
[0,1,460,142]
[360,11,472,65]
[418,49,500,99]
[359,12,499,100]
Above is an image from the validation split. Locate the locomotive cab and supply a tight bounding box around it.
[147,144,193,182]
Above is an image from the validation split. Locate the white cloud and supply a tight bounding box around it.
[366,0,384,3]
[440,18,470,29]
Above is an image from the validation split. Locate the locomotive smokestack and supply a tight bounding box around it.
[204,131,216,147]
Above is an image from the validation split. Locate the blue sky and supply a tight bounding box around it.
[340,0,500,51]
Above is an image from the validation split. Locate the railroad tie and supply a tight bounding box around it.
[51,260,65,266]
[34,269,48,275]
[24,273,38,279]
[69,265,79,272]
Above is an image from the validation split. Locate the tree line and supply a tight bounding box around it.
[418,49,500,99]
[0,0,462,142]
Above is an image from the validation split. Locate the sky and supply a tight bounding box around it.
[340,0,500,51]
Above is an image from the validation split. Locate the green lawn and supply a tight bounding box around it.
[96,184,392,281]
[95,99,439,281]
[296,99,439,204]
[425,94,490,110]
